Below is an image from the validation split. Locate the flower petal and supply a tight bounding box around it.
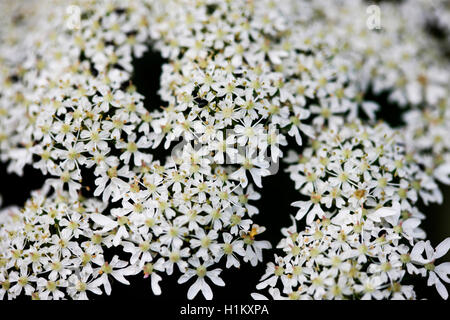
[201,280,213,300]
[434,238,450,260]
[435,262,450,284]
[251,293,268,300]
[187,278,202,300]
[434,278,449,300]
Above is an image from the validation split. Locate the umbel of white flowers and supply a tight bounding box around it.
[0,0,449,300]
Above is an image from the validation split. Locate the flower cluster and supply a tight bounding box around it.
[0,0,274,300]
[248,0,450,301]
[0,184,111,300]
[252,121,450,299]
[0,0,449,300]
[0,167,270,300]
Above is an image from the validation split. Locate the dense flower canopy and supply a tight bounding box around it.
[0,0,450,300]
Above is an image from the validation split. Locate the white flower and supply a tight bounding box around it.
[177,258,225,300]
[116,133,152,166]
[410,238,450,299]
[93,255,134,295]
[67,272,103,300]
[36,278,67,300]
[8,267,37,297]
[216,233,246,268]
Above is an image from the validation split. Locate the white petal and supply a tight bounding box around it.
[435,278,449,300]
[368,206,398,223]
[151,274,162,295]
[410,241,427,263]
[251,293,269,300]
[102,275,112,295]
[249,168,263,188]
[434,164,450,185]
[200,280,213,300]
[112,270,130,285]
[207,272,225,287]
[428,271,438,286]
[187,278,202,300]
[435,263,450,283]
[434,238,450,260]
[178,272,195,284]
[90,214,117,229]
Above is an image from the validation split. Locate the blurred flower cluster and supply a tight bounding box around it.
[0,0,449,300]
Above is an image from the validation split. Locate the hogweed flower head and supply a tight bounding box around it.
[0,0,449,300]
